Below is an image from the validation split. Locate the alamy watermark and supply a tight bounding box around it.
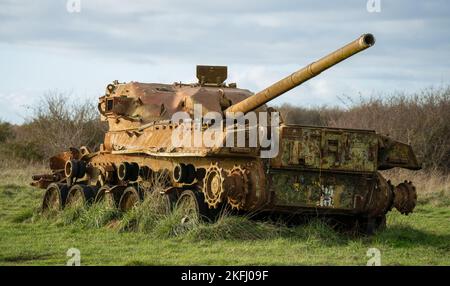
[366,0,381,13]
[366,248,381,266]
[66,0,81,13]
[171,105,280,158]
[67,247,81,266]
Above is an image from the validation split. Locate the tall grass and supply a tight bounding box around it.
[186,215,282,241]
[0,159,47,186]
[114,194,281,240]
[56,201,121,229]
[18,192,339,242]
[118,192,171,234]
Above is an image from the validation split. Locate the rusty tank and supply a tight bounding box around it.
[32,34,420,233]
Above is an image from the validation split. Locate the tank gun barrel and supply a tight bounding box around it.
[226,34,375,114]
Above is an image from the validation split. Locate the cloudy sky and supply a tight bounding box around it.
[1,0,449,123]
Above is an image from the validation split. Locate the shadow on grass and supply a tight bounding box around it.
[0,253,54,263]
[374,225,450,250]
[124,260,153,266]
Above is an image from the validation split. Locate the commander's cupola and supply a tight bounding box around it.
[196,65,236,88]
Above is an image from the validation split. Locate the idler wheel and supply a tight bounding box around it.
[66,184,97,207]
[42,183,69,213]
[393,181,417,215]
[119,186,143,212]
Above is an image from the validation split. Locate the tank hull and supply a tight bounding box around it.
[33,123,416,219]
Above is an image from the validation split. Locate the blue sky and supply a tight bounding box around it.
[1,0,449,123]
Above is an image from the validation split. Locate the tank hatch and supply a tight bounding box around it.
[196,65,227,86]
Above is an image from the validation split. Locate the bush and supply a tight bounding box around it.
[277,103,330,126]
[0,121,14,143]
[0,141,44,161]
[2,91,107,161]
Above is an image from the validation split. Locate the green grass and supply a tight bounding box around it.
[0,173,449,265]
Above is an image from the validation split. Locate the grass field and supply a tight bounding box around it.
[0,163,449,266]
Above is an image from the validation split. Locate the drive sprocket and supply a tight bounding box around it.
[203,163,226,209]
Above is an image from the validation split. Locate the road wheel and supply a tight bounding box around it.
[95,185,124,208]
[161,191,178,215]
[175,190,210,223]
[66,184,97,207]
[119,186,142,212]
[142,189,177,215]
[42,183,69,214]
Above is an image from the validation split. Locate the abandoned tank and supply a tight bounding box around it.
[32,34,420,233]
